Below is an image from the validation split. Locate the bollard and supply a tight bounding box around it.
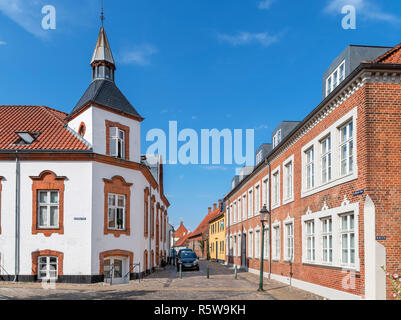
[234,266,238,280]
[179,264,182,279]
[206,267,210,279]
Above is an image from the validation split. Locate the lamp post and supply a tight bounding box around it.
[258,205,269,292]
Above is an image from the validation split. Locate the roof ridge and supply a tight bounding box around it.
[374,42,401,63]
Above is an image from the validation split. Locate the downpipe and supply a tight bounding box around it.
[13,151,20,282]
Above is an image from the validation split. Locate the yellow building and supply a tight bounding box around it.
[208,212,225,261]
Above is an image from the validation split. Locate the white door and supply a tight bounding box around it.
[104,257,129,285]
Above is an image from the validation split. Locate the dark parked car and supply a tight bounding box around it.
[177,251,199,271]
[176,248,192,264]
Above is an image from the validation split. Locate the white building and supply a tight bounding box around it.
[0,23,170,284]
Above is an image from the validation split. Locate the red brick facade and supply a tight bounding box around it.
[225,68,401,299]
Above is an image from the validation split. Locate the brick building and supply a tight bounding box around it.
[224,43,401,300]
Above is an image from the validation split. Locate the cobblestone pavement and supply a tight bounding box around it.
[0,260,323,300]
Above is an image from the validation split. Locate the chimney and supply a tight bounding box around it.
[218,199,222,209]
[213,203,217,211]
[208,207,211,213]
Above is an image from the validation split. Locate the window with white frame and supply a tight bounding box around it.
[322,217,333,263]
[273,225,280,260]
[305,220,315,262]
[110,127,125,159]
[237,234,241,257]
[248,189,253,217]
[340,121,354,176]
[242,194,247,220]
[272,170,280,207]
[263,228,270,260]
[273,129,282,148]
[284,161,293,201]
[38,256,58,279]
[285,223,294,261]
[321,136,332,184]
[248,231,253,258]
[237,198,241,222]
[340,213,355,266]
[305,147,314,190]
[255,184,260,215]
[38,191,59,228]
[233,235,237,256]
[255,229,261,259]
[326,61,345,96]
[108,193,126,230]
[262,178,268,208]
[230,235,233,256]
[233,202,237,224]
[256,150,263,165]
[229,205,233,226]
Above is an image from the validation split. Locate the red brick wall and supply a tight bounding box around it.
[226,80,401,299]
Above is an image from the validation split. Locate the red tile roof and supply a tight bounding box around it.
[188,207,221,239]
[0,106,90,151]
[175,232,191,247]
[374,43,401,64]
[174,221,189,239]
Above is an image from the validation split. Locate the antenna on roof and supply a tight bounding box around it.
[100,0,105,26]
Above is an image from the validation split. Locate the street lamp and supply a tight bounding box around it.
[258,205,269,292]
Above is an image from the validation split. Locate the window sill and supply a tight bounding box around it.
[282,197,294,206]
[301,172,357,198]
[302,261,360,272]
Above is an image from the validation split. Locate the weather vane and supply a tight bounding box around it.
[100,0,105,26]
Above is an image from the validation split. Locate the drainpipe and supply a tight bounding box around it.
[148,182,152,272]
[14,151,20,282]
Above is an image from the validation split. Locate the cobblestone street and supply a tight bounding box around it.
[0,261,322,300]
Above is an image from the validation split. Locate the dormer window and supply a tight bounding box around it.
[110,127,125,159]
[273,129,282,148]
[256,150,263,165]
[326,61,345,97]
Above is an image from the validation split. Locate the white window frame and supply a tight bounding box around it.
[326,60,345,97]
[248,187,254,218]
[273,129,282,148]
[321,135,332,184]
[110,127,126,159]
[283,155,294,204]
[237,233,242,257]
[108,193,126,231]
[283,217,294,262]
[272,221,281,261]
[305,220,315,262]
[301,107,358,198]
[271,166,280,209]
[38,256,58,280]
[248,230,254,258]
[263,226,270,260]
[38,190,60,229]
[242,193,247,221]
[254,182,261,215]
[340,213,356,268]
[233,201,237,224]
[262,176,269,209]
[237,197,242,223]
[305,147,314,190]
[301,201,359,271]
[256,150,263,165]
[255,226,261,259]
[339,120,354,177]
[321,217,333,264]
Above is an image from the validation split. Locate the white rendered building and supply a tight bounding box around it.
[0,24,170,284]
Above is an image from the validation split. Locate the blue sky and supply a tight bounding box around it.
[1,0,401,231]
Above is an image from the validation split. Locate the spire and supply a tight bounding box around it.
[91,26,115,67]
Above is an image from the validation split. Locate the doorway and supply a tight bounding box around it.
[241,233,247,268]
[104,257,129,285]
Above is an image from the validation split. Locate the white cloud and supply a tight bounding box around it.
[0,0,50,39]
[217,31,278,47]
[325,0,400,23]
[202,166,228,171]
[119,44,158,66]
[255,124,269,131]
[258,0,275,10]
[0,41,6,45]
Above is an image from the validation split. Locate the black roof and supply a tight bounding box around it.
[69,79,142,119]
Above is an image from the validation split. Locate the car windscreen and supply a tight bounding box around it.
[180,252,197,259]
